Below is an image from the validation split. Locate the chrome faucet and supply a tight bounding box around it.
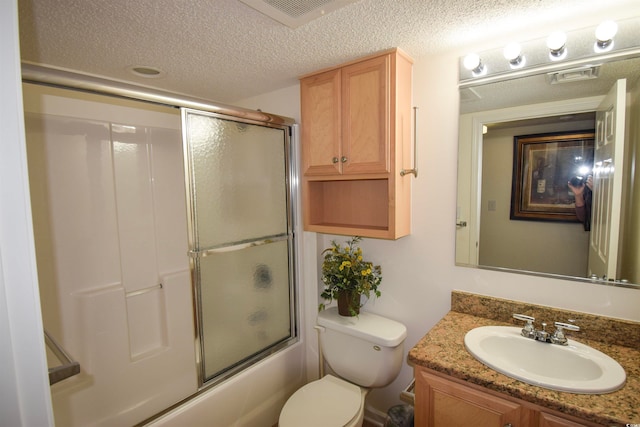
[513,314,580,346]
[536,322,550,342]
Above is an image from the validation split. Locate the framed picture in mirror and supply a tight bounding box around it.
[510,130,595,222]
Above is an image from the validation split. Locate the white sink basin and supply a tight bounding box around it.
[464,326,626,394]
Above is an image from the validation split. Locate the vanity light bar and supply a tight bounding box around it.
[459,16,640,87]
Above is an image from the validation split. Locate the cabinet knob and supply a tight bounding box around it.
[503,424,512,427]
[341,156,348,163]
[332,157,339,164]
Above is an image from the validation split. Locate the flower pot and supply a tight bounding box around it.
[337,290,360,316]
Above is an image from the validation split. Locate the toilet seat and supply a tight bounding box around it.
[279,375,363,427]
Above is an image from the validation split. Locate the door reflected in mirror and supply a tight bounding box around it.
[456,55,640,289]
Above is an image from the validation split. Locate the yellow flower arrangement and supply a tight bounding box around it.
[319,236,382,315]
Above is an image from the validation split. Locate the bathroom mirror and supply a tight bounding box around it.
[456,43,640,289]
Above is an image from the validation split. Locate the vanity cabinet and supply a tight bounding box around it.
[415,368,524,427]
[299,48,413,239]
[414,367,601,427]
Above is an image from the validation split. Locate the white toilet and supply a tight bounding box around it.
[279,307,407,427]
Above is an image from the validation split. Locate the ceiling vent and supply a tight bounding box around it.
[238,0,359,28]
[546,65,601,84]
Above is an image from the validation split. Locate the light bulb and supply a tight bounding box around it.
[463,53,481,71]
[503,43,524,67]
[595,20,618,49]
[463,53,485,76]
[547,32,567,58]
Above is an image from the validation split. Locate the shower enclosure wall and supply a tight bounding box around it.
[23,76,299,426]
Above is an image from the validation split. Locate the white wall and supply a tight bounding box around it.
[0,1,55,426]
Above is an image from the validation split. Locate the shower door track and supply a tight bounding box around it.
[21,62,295,127]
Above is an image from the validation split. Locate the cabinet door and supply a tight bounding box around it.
[538,412,590,427]
[341,54,390,174]
[415,369,523,427]
[300,68,341,175]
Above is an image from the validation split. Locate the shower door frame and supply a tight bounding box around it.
[181,108,299,388]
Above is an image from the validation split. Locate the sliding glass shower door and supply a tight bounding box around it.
[182,109,297,384]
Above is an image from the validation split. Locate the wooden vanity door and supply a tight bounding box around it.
[415,369,523,427]
[340,54,390,175]
[300,68,342,176]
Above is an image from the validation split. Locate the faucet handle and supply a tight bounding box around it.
[513,313,535,323]
[513,314,535,337]
[551,321,580,345]
[554,321,580,332]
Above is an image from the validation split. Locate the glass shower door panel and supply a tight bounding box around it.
[199,240,291,380]
[184,112,288,248]
[183,109,295,385]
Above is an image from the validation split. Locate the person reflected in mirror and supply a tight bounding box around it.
[568,175,592,231]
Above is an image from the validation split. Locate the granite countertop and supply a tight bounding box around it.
[408,291,640,427]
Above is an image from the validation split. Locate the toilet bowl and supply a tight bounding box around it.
[278,308,407,427]
[279,375,368,427]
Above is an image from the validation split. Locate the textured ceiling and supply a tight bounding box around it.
[16,0,640,103]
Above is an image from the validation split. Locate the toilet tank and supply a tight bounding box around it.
[317,307,407,388]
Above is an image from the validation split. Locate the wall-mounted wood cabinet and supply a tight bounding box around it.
[299,48,413,239]
[415,367,603,427]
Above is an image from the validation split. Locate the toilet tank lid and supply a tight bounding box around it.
[317,307,407,347]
